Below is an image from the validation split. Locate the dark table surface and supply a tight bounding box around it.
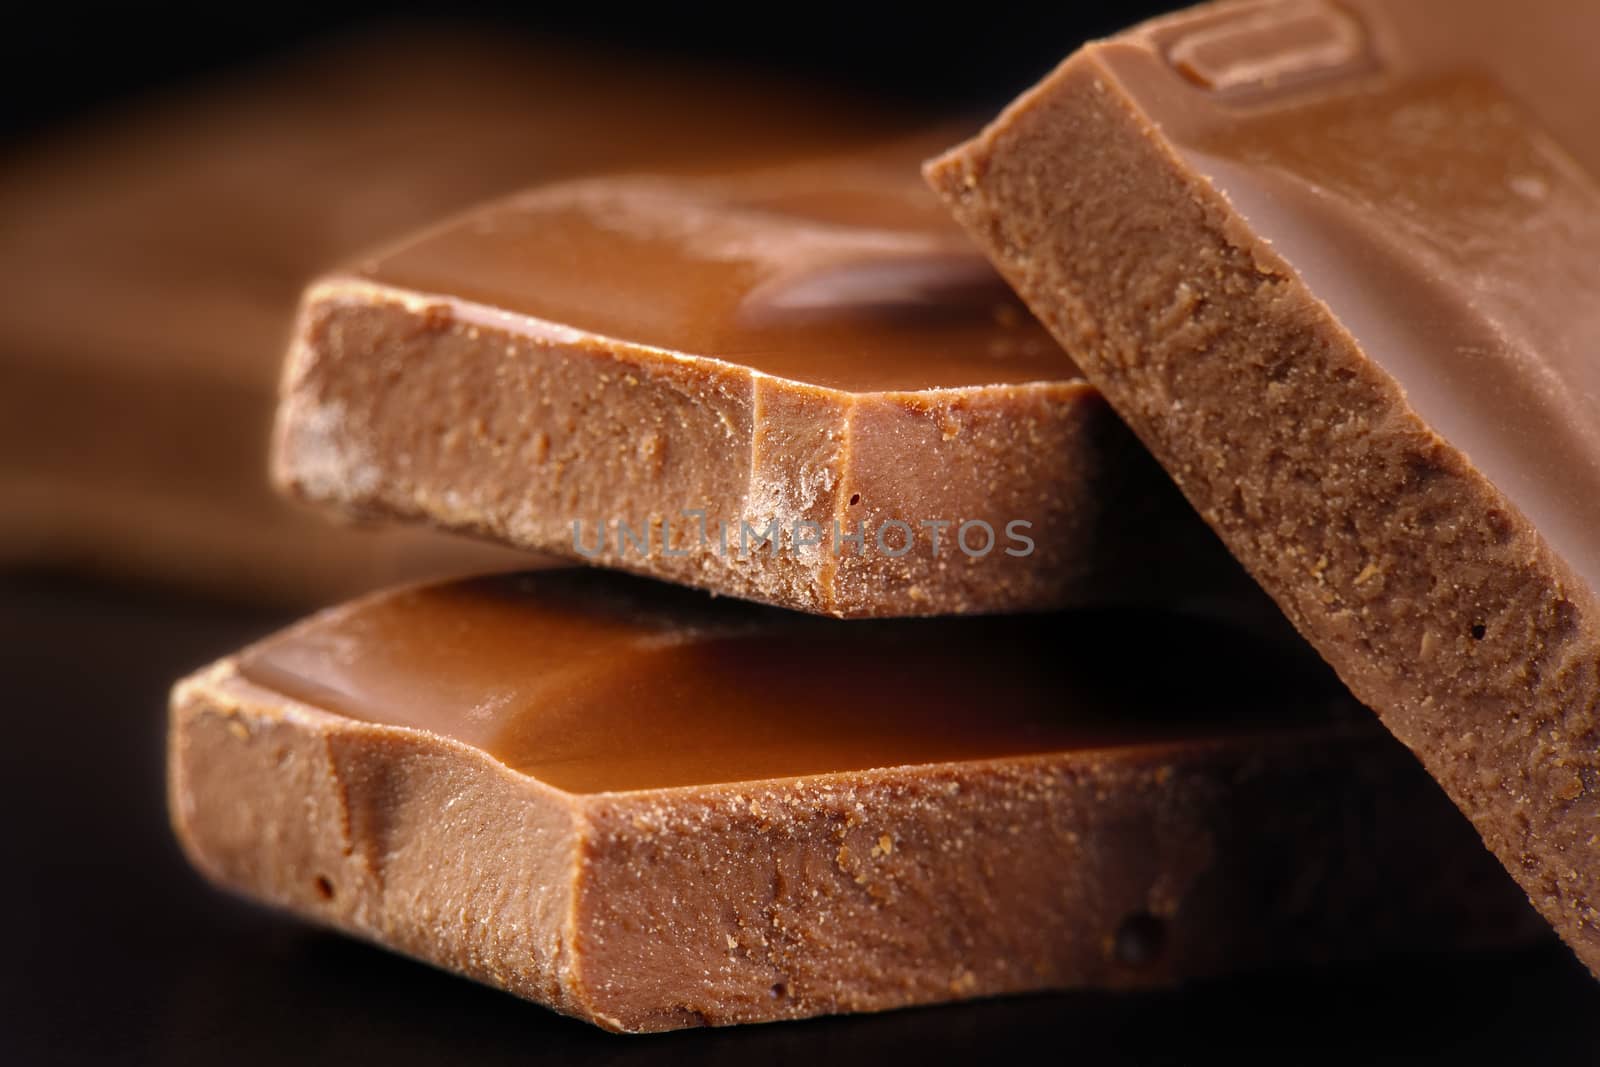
[5,571,1598,1066]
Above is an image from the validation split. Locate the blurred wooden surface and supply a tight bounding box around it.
[0,27,912,607]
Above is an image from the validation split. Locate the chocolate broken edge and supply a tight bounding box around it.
[169,618,1542,1032]
[272,270,1231,619]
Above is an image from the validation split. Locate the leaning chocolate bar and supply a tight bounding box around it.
[170,571,1539,1032]
[927,0,1600,970]
[272,152,1241,617]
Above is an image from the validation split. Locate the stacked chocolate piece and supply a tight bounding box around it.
[169,0,1599,1033]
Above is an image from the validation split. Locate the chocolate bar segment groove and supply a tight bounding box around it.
[926,0,1600,970]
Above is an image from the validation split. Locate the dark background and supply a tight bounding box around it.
[1,2,1180,145]
[5,3,1600,1064]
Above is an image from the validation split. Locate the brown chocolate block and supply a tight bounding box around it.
[926,0,1600,971]
[170,570,1541,1032]
[273,153,1238,617]
[0,28,903,604]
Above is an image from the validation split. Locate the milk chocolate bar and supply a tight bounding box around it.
[0,29,900,604]
[170,570,1539,1032]
[926,0,1600,970]
[273,155,1235,617]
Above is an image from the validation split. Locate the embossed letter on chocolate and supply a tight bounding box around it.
[272,155,1233,618]
[170,571,1537,1032]
[927,0,1600,969]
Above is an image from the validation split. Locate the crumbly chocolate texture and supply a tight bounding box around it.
[926,0,1600,970]
[0,30,902,604]
[272,153,1243,618]
[169,571,1541,1033]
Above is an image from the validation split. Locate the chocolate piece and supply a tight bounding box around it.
[0,29,901,604]
[170,570,1540,1032]
[273,155,1236,617]
[926,0,1600,970]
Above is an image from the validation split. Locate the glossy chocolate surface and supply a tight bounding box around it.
[1097,0,1600,590]
[353,157,1070,393]
[238,571,1349,794]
